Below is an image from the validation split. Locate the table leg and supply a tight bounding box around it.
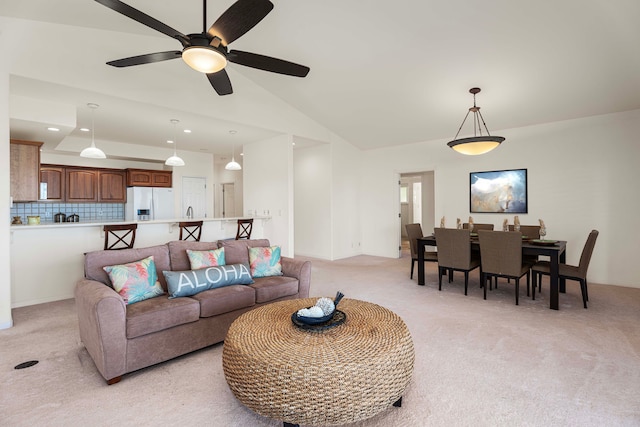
[417,239,426,286]
[549,252,559,310]
[559,251,567,293]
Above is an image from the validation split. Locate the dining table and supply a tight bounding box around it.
[417,235,567,310]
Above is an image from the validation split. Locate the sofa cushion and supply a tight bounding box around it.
[163,264,254,298]
[168,240,219,272]
[251,276,299,303]
[249,245,283,278]
[125,296,200,339]
[103,256,165,305]
[191,285,256,317]
[85,244,171,290]
[217,239,270,265]
[186,248,225,269]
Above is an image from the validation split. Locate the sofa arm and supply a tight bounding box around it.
[281,257,312,298]
[74,279,127,383]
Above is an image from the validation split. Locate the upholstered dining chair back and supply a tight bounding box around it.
[179,221,203,241]
[463,223,494,231]
[509,224,541,239]
[405,223,438,279]
[434,227,472,270]
[577,230,599,277]
[477,230,523,277]
[104,224,137,250]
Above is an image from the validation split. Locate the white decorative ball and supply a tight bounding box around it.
[315,297,335,315]
[307,306,325,317]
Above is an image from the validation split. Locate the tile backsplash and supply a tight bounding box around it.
[10,202,124,224]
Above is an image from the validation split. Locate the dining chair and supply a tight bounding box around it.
[179,221,203,242]
[463,223,494,231]
[104,224,137,250]
[433,228,480,295]
[531,230,599,308]
[508,224,541,239]
[477,230,534,305]
[405,223,438,280]
[235,219,254,240]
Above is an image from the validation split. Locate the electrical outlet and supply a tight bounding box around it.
[45,211,51,218]
[98,210,103,217]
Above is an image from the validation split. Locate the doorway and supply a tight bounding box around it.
[399,171,434,256]
[222,183,235,217]
[182,177,207,218]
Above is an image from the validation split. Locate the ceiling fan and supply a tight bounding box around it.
[95,0,310,95]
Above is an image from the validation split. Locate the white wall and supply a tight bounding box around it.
[294,143,332,258]
[361,109,640,287]
[0,37,12,328]
[243,135,294,256]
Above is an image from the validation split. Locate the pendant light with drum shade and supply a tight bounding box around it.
[225,130,241,171]
[447,87,505,155]
[165,119,185,166]
[80,103,107,159]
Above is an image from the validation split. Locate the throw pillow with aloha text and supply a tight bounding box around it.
[163,264,254,298]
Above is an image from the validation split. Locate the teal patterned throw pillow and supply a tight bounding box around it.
[103,256,164,305]
[248,246,283,278]
[186,248,226,270]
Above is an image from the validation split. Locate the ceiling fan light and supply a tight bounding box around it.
[447,136,504,155]
[182,46,227,73]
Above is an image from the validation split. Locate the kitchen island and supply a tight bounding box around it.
[9,217,269,307]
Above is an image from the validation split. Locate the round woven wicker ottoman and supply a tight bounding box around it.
[222,298,415,427]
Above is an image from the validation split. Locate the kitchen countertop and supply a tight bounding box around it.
[10,216,270,230]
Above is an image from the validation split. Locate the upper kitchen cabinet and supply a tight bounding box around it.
[10,139,43,202]
[126,169,172,188]
[40,165,65,201]
[66,168,98,202]
[98,170,126,202]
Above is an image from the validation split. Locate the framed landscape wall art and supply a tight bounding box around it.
[470,168,528,213]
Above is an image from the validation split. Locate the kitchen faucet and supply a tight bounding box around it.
[186,206,193,219]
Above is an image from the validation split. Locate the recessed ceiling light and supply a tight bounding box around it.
[167,139,174,144]
[47,127,60,132]
[80,128,90,132]
[183,129,191,133]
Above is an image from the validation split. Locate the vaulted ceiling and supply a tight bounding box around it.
[2,0,639,160]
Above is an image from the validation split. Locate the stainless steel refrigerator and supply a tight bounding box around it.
[125,187,175,221]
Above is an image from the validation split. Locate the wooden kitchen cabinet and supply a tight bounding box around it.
[42,165,126,203]
[40,165,66,201]
[10,139,43,202]
[66,168,98,202]
[126,169,172,187]
[98,170,126,202]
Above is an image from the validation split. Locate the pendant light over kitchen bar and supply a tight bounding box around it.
[80,103,107,159]
[165,119,185,167]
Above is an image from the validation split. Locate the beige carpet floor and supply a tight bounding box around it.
[2,251,640,427]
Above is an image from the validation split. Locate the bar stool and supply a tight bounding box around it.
[179,221,203,241]
[235,219,253,240]
[104,224,137,250]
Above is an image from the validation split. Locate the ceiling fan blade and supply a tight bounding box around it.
[94,0,188,45]
[207,0,274,46]
[106,51,182,67]
[228,50,310,77]
[207,70,233,95]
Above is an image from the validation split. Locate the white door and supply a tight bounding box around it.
[222,183,235,217]
[182,177,207,218]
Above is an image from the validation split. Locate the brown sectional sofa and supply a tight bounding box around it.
[74,239,311,384]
